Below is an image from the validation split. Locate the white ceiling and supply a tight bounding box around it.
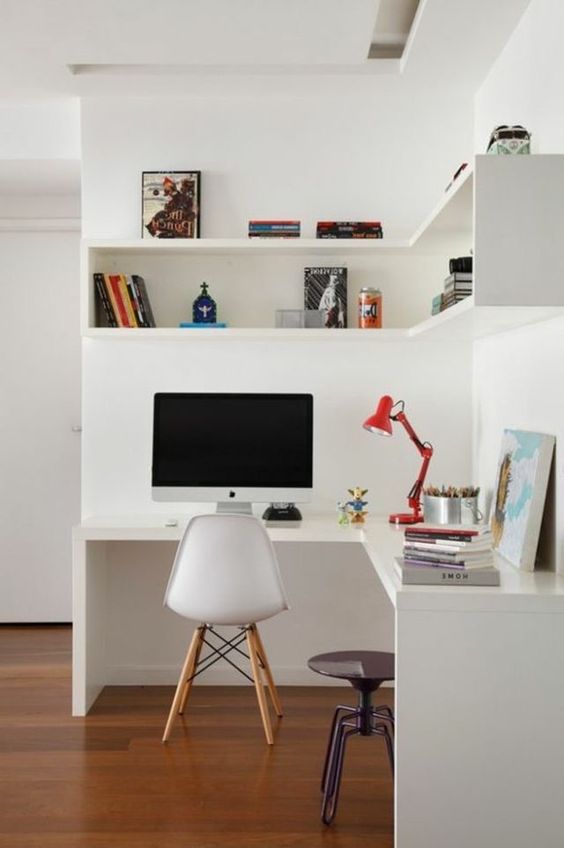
[0,0,531,98]
[0,0,531,200]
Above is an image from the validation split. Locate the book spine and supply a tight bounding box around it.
[115,275,138,327]
[93,273,117,327]
[104,273,128,327]
[124,274,147,327]
[132,276,156,327]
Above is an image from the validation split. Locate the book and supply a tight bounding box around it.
[405,524,490,538]
[403,552,494,569]
[395,558,500,586]
[104,273,130,327]
[404,538,493,552]
[114,275,138,327]
[93,272,118,327]
[131,275,156,327]
[304,266,347,328]
[444,272,473,284]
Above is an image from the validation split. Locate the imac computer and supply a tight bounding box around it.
[151,392,313,517]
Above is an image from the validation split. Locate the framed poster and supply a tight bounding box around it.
[490,429,555,571]
[142,171,200,239]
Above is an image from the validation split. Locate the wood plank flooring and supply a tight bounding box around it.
[0,626,394,847]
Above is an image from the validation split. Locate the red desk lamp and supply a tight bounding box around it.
[363,395,433,524]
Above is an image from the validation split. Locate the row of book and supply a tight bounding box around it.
[94,273,156,328]
[247,220,384,239]
[248,220,300,238]
[431,270,473,315]
[316,221,383,239]
[396,523,500,585]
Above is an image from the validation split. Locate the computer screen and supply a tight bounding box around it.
[152,392,313,508]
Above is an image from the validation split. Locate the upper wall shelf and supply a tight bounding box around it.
[83,157,564,341]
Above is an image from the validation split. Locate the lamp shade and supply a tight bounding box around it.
[363,395,394,436]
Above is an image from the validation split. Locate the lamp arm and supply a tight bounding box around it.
[394,410,434,518]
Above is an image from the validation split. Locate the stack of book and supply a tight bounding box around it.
[442,270,473,310]
[316,221,383,239]
[248,220,300,238]
[396,524,500,585]
[94,273,156,328]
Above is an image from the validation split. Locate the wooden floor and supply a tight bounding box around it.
[0,626,394,847]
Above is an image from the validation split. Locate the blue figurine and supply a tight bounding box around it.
[193,282,217,324]
[346,487,368,525]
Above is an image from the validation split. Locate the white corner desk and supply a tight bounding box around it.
[72,514,564,848]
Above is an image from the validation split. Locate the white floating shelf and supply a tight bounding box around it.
[85,237,409,256]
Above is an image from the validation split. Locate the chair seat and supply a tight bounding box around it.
[308,650,395,692]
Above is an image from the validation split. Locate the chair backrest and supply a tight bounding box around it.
[164,513,289,626]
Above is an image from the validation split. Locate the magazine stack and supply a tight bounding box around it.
[396,523,500,585]
[248,220,300,238]
[316,221,383,239]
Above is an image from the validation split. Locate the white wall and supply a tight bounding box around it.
[473,0,564,571]
[81,92,472,241]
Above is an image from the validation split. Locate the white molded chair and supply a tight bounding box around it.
[162,513,289,745]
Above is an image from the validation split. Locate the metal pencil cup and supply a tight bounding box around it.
[423,496,483,526]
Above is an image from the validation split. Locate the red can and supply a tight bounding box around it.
[358,287,382,328]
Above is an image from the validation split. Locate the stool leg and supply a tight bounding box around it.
[372,704,395,731]
[373,720,395,775]
[322,724,358,825]
[321,705,357,792]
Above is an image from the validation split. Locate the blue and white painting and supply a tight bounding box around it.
[491,429,555,571]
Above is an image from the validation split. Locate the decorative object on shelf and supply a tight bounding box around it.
[486,125,531,155]
[94,272,156,328]
[316,221,383,239]
[358,287,382,328]
[336,501,350,526]
[248,220,300,238]
[142,171,200,239]
[346,487,368,524]
[304,266,347,329]
[192,282,217,324]
[179,322,226,329]
[422,485,482,525]
[275,309,324,329]
[444,163,468,193]
[363,395,433,524]
[490,429,555,571]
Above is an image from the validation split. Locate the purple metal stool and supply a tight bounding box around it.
[308,650,395,825]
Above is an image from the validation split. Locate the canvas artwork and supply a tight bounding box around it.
[304,266,347,328]
[490,429,555,571]
[142,171,200,239]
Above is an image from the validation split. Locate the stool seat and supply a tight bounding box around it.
[308,650,395,691]
[308,649,395,825]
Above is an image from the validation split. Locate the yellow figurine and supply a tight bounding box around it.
[346,487,368,524]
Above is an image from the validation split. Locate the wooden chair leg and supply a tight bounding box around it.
[246,626,274,745]
[252,625,283,717]
[179,625,206,715]
[162,626,203,743]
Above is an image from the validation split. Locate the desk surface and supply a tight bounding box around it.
[74,513,564,613]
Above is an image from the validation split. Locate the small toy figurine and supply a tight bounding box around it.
[346,487,368,525]
[336,501,349,526]
[193,282,217,323]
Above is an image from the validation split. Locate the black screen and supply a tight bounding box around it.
[152,393,313,489]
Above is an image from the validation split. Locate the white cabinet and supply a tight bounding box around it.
[81,156,564,342]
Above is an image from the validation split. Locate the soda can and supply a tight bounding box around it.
[358,287,382,328]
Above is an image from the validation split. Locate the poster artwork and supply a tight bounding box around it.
[142,171,200,239]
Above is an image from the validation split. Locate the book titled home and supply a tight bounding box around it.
[304,266,347,328]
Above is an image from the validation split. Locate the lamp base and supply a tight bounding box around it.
[389,512,424,525]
